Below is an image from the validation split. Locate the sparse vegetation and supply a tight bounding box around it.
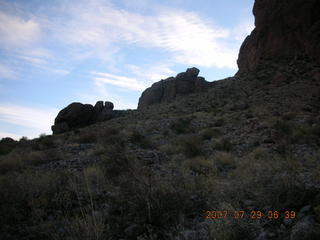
[1,23,320,240]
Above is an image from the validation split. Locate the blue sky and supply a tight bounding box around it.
[0,0,254,139]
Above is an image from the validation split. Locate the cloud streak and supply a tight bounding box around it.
[54,1,241,69]
[0,63,15,79]
[92,72,145,91]
[0,104,58,137]
[0,11,41,47]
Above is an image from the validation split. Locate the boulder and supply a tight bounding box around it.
[51,122,69,134]
[104,101,114,110]
[94,101,104,112]
[52,101,115,134]
[237,0,320,73]
[138,68,209,109]
[54,103,94,129]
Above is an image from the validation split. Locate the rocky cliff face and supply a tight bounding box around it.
[237,0,320,73]
[138,67,209,109]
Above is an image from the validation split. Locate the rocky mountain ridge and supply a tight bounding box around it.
[138,67,209,109]
[237,0,320,73]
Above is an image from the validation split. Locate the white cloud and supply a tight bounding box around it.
[0,63,15,79]
[55,1,240,69]
[22,47,52,58]
[0,11,41,47]
[0,104,58,137]
[92,72,146,91]
[19,55,48,65]
[50,68,70,75]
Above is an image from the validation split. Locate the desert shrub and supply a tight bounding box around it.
[214,117,225,127]
[64,213,105,240]
[24,151,45,166]
[101,164,202,239]
[130,130,152,149]
[226,154,307,210]
[175,135,202,158]
[213,151,236,170]
[98,127,124,147]
[184,157,215,176]
[249,147,269,160]
[0,170,72,239]
[212,137,232,151]
[290,126,310,144]
[83,165,106,193]
[200,127,222,140]
[170,117,193,134]
[0,172,28,231]
[39,135,56,148]
[75,132,97,144]
[0,153,24,174]
[282,112,297,121]
[0,138,17,155]
[312,125,320,137]
[273,120,293,138]
[101,148,132,181]
[101,126,120,136]
[158,143,176,155]
[289,125,320,145]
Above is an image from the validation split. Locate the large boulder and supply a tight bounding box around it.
[138,67,209,109]
[52,103,95,133]
[52,101,115,134]
[94,101,114,121]
[237,0,320,73]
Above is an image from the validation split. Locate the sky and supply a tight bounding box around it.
[0,0,255,140]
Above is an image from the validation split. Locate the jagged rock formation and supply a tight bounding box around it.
[138,67,209,109]
[237,0,320,73]
[52,101,114,134]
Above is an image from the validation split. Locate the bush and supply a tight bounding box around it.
[214,117,225,127]
[130,130,152,149]
[170,117,193,134]
[184,157,214,176]
[273,120,293,138]
[39,135,56,148]
[0,138,17,155]
[75,132,97,144]
[213,137,232,151]
[200,128,222,140]
[0,153,24,174]
[214,151,235,169]
[176,135,202,158]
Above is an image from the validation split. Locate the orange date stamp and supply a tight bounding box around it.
[204,210,296,219]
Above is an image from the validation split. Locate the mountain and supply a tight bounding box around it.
[1,0,320,239]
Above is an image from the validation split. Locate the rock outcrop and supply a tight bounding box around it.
[52,101,114,134]
[237,0,320,73]
[138,67,209,109]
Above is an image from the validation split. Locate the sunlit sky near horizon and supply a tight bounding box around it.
[0,0,254,140]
